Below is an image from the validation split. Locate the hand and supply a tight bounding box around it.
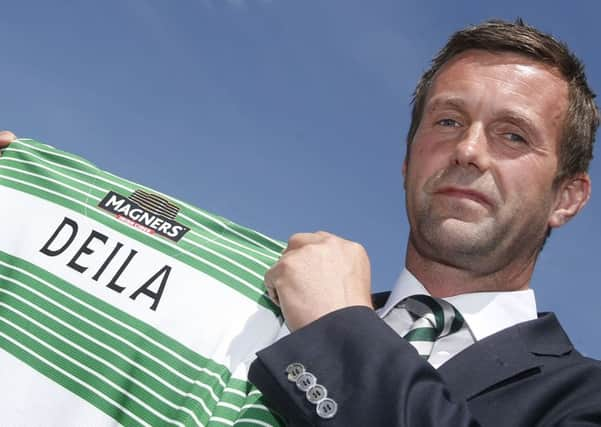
[0,131,17,155]
[264,231,373,331]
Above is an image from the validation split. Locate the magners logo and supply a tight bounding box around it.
[98,190,190,242]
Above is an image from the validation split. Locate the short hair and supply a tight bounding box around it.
[406,19,600,185]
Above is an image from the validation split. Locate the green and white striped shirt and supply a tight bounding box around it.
[0,139,285,426]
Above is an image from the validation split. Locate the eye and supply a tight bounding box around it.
[436,118,461,127]
[504,133,527,144]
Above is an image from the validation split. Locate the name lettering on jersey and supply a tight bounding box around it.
[98,190,189,242]
[40,216,170,311]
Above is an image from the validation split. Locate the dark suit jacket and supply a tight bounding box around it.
[249,293,601,426]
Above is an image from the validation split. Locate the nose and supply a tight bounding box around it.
[453,123,490,171]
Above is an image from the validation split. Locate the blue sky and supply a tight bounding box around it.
[2,1,600,358]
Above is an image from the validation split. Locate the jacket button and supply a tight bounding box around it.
[306,384,327,404]
[285,363,306,382]
[316,398,338,419]
[295,372,317,391]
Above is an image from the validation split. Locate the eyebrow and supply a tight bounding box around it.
[425,97,467,114]
[494,109,538,135]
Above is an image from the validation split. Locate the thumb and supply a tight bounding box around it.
[0,131,17,149]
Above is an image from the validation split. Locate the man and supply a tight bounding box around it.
[249,20,601,426]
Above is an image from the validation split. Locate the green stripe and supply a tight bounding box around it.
[10,140,286,256]
[0,334,145,427]
[0,157,107,199]
[0,252,230,389]
[16,139,99,172]
[211,387,284,426]
[0,312,176,426]
[0,287,210,424]
[0,274,215,424]
[0,156,270,281]
[1,144,283,307]
[225,220,287,254]
[0,139,285,424]
[216,391,247,408]
[0,144,278,313]
[0,318,154,426]
[450,308,464,334]
[0,256,225,408]
[403,327,438,342]
[3,145,281,266]
[4,142,285,255]
[0,252,282,425]
[238,406,285,425]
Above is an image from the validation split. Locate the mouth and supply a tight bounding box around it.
[434,187,493,207]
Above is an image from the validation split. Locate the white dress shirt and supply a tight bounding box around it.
[377,269,538,368]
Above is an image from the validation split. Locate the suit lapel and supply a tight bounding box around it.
[437,312,573,400]
[373,291,574,400]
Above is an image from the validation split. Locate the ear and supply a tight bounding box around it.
[548,173,591,228]
[402,157,408,189]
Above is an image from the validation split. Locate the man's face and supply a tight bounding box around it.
[404,49,569,274]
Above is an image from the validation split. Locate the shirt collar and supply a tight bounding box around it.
[376,269,428,318]
[377,268,538,341]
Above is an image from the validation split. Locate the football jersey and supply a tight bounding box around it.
[0,139,286,426]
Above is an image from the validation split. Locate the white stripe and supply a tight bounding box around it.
[217,401,242,411]
[215,400,272,415]
[2,157,110,192]
[186,229,275,267]
[0,262,226,398]
[240,403,271,412]
[0,286,208,425]
[209,417,234,426]
[17,138,55,149]
[0,329,150,427]
[10,141,285,256]
[0,315,186,426]
[406,315,435,332]
[5,147,279,265]
[16,139,94,168]
[224,387,248,398]
[6,142,273,260]
[0,173,268,302]
[0,162,269,283]
[0,164,100,198]
[440,301,455,336]
[234,418,275,427]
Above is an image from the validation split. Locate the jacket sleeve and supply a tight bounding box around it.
[248,306,481,426]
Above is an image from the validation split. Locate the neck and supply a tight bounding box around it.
[405,240,536,298]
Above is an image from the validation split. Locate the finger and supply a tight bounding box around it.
[314,230,334,238]
[266,286,279,305]
[285,232,326,253]
[263,266,280,305]
[0,130,17,148]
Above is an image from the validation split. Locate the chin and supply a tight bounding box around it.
[421,219,499,257]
